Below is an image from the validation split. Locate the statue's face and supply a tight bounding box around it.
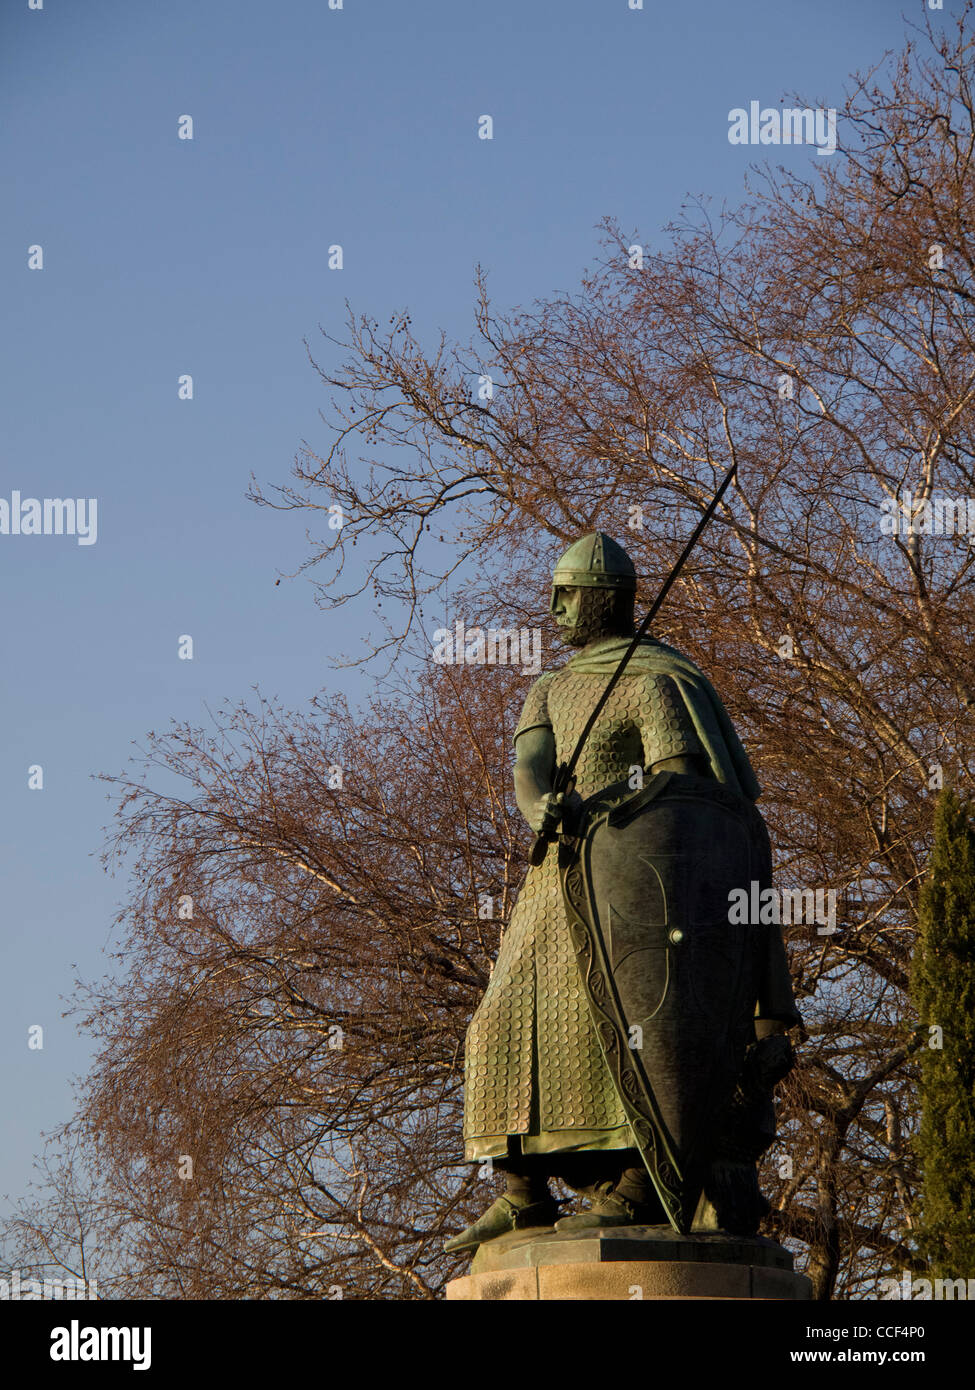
[552,585,614,647]
[552,584,582,632]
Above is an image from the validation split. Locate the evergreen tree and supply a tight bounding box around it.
[911,788,975,1279]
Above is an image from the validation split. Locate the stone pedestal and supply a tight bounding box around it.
[445,1224,812,1301]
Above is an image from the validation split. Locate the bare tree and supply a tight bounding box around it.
[5,666,543,1298]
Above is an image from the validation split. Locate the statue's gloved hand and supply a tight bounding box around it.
[750,1034,795,1089]
[527,791,565,835]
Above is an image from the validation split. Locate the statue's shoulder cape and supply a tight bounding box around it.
[563,636,762,801]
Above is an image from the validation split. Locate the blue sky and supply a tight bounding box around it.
[0,0,925,1214]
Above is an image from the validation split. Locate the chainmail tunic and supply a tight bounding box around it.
[463,661,706,1159]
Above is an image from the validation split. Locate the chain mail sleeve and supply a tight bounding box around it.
[513,671,556,743]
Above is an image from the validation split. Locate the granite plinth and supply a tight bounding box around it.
[446,1224,812,1301]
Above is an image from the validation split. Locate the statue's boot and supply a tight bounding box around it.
[443,1194,560,1254]
[555,1179,655,1232]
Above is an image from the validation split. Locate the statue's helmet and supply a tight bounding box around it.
[549,532,637,613]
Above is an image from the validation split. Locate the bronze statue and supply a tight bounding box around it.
[445,532,801,1255]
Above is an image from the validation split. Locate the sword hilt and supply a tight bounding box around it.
[528,767,574,865]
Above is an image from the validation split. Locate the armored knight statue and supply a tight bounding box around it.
[445,532,801,1256]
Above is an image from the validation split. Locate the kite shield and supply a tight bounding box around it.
[559,770,770,1234]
